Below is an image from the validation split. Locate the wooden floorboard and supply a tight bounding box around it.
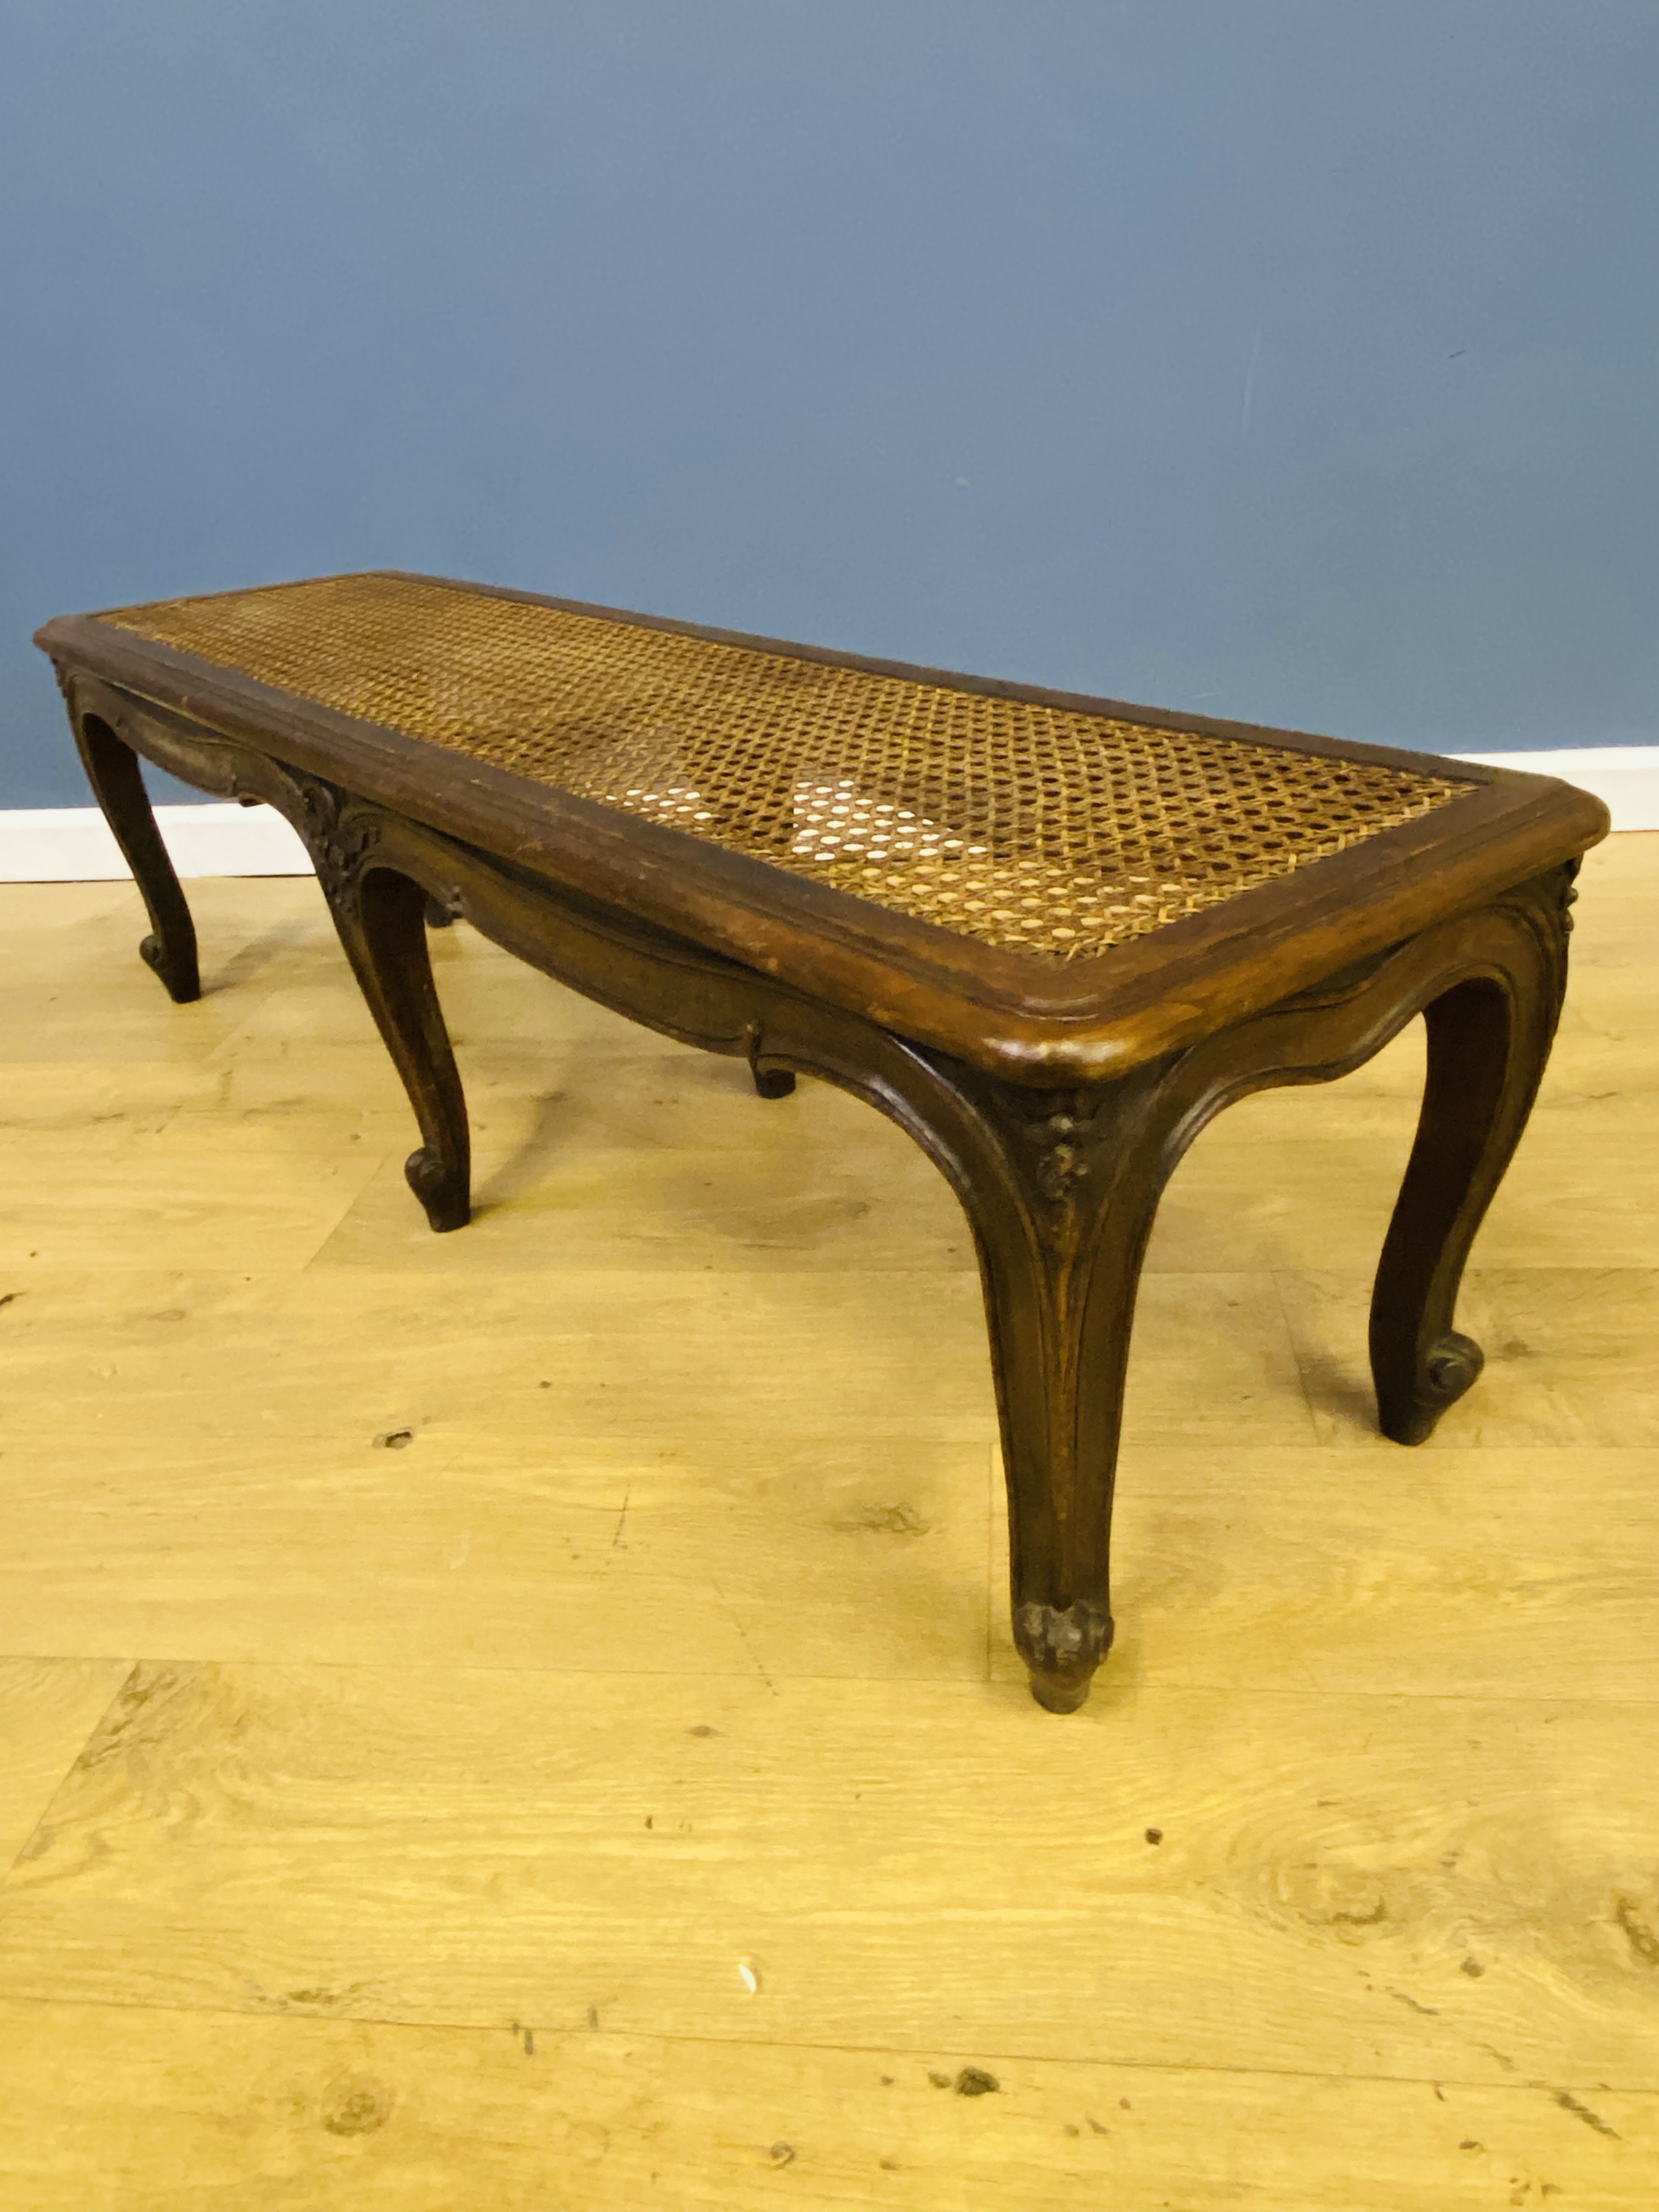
[0,1997,1652,2212]
[1,835,1655,2206]
[0,1660,134,1869]
[3,1662,1658,2089]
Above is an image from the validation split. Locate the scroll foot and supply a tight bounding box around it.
[405,1145,471,1233]
[1379,1330,1485,1446]
[139,929,201,1005]
[1015,1600,1114,1714]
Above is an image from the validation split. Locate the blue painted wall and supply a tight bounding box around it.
[3,0,1655,806]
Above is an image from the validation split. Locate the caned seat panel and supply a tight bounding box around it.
[103,573,1469,967]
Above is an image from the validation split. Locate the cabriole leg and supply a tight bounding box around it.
[889,1050,1183,1714]
[72,712,200,1002]
[322,863,472,1232]
[1370,948,1564,1445]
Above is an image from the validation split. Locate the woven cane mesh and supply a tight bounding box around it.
[104,573,1470,963]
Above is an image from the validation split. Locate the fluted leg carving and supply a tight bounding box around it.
[72,711,200,1002]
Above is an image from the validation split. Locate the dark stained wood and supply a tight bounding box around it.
[748,1062,798,1101]
[68,704,200,1004]
[311,811,472,1237]
[40,589,1607,1712]
[1369,866,1576,1445]
[37,590,1607,1082]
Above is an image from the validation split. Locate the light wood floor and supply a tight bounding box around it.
[1,836,1656,2209]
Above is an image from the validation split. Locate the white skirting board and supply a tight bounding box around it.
[1446,748,1659,833]
[0,801,314,882]
[1,749,1655,882]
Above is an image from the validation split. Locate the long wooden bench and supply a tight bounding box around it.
[38,572,1607,1709]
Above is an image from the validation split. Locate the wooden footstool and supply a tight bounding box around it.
[39,573,1607,1711]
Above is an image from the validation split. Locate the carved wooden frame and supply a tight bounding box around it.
[55,661,1587,1712]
